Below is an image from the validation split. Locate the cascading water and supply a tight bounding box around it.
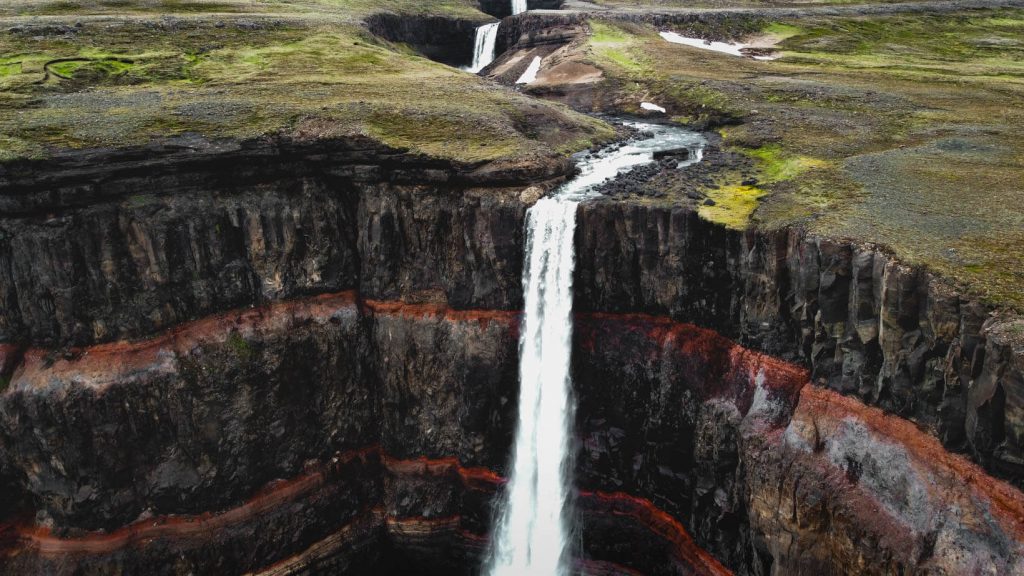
[465,22,500,73]
[512,0,528,15]
[486,123,705,576]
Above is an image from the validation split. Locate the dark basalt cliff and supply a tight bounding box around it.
[364,14,486,67]
[479,0,565,20]
[575,200,1024,487]
[0,137,1022,575]
[0,135,565,347]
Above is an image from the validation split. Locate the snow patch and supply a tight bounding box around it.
[516,56,542,84]
[660,31,778,60]
[640,102,666,113]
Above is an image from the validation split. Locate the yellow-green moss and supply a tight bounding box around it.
[742,144,829,183]
[227,332,253,360]
[698,184,766,229]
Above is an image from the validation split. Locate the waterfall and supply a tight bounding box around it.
[486,123,706,576]
[512,0,528,15]
[466,22,500,74]
[488,197,577,576]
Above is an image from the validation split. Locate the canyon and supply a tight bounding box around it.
[1,0,1023,575]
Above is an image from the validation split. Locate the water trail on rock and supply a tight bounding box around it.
[486,123,705,576]
[466,22,500,73]
[512,0,528,15]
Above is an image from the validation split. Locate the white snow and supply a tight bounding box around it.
[515,56,542,84]
[659,31,778,60]
[640,102,666,113]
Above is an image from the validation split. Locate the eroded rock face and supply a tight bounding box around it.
[364,14,484,67]
[0,296,737,575]
[0,137,551,347]
[748,385,1024,576]
[479,0,565,20]
[576,198,1024,489]
[4,297,1019,575]
[574,312,806,574]
[1,135,1022,575]
[1,294,372,531]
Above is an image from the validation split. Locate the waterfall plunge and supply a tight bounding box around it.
[466,22,500,73]
[488,197,577,576]
[512,0,528,15]
[486,123,706,576]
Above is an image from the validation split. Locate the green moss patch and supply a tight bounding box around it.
[0,18,610,164]
[227,332,253,360]
[743,144,829,183]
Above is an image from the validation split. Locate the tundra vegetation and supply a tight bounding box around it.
[576,11,1024,309]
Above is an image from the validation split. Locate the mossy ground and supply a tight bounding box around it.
[698,184,765,229]
[0,2,611,163]
[576,10,1024,310]
[0,0,488,18]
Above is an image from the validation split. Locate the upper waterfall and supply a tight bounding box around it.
[466,22,501,73]
[512,0,527,15]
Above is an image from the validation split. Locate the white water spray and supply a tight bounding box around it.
[512,0,528,15]
[486,123,705,576]
[465,22,500,73]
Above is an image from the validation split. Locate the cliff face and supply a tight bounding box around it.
[479,0,565,20]
[364,14,485,67]
[0,136,559,347]
[576,199,1024,489]
[0,137,1022,575]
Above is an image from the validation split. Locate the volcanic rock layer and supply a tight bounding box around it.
[0,136,1022,574]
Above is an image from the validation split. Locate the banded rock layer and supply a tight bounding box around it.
[0,136,1021,574]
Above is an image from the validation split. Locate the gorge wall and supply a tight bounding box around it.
[0,135,1022,574]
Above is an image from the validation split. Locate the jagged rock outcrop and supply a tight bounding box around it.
[748,385,1024,575]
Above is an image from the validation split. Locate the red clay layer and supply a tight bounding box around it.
[381,454,505,490]
[9,291,361,392]
[0,450,723,575]
[362,299,519,328]
[4,293,1023,571]
[8,446,378,557]
[796,385,1024,535]
[581,490,732,576]
[578,311,809,406]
